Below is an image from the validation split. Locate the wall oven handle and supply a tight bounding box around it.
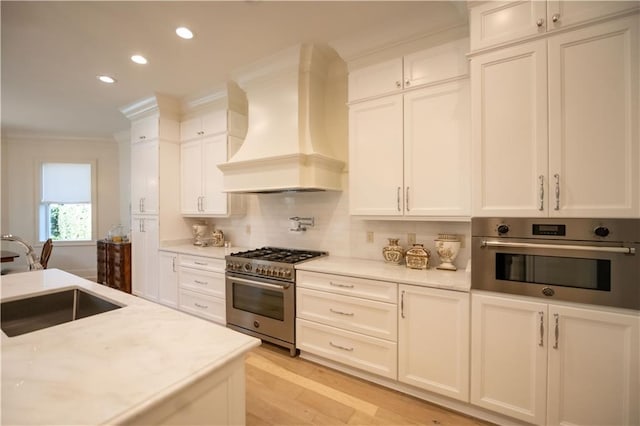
[228,275,291,290]
[481,240,635,255]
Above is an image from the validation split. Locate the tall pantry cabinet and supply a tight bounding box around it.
[121,95,189,301]
[470,3,639,217]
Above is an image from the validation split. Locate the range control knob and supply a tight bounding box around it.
[243,263,252,272]
[497,224,510,235]
[594,226,610,238]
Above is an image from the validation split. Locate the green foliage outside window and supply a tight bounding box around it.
[48,204,91,241]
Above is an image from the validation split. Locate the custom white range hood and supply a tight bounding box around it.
[218,44,346,193]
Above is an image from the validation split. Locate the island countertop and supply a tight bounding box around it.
[1,269,260,425]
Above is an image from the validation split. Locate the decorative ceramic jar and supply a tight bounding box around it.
[382,238,405,265]
[405,243,430,270]
[211,229,225,247]
[434,234,461,271]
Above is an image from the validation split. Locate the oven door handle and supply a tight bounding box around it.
[228,275,291,290]
[481,240,635,255]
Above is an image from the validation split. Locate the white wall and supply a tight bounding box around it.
[202,174,471,270]
[1,135,121,279]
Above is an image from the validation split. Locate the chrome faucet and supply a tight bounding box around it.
[1,234,44,270]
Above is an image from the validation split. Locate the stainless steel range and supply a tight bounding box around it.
[225,247,327,356]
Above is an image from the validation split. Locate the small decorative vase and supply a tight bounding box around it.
[434,234,461,271]
[405,243,430,270]
[382,238,405,265]
[211,229,225,247]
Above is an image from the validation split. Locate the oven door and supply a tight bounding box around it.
[225,273,295,344]
[471,237,639,310]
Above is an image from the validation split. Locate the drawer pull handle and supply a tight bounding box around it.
[194,261,208,266]
[194,302,208,309]
[330,308,354,316]
[194,280,208,286]
[329,281,354,289]
[329,341,354,352]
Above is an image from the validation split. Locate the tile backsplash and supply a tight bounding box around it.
[198,181,471,270]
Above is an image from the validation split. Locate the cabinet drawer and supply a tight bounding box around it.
[297,271,397,303]
[297,288,397,341]
[179,289,225,324]
[179,267,225,298]
[296,318,397,379]
[178,255,225,272]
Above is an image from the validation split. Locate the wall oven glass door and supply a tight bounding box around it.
[472,237,639,310]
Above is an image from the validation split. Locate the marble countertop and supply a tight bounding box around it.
[159,242,250,259]
[1,269,260,425]
[296,256,471,292]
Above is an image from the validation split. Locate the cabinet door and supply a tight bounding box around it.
[130,115,159,143]
[404,80,470,217]
[201,110,227,136]
[470,1,547,51]
[398,285,469,402]
[548,16,639,217]
[471,40,549,217]
[131,141,159,215]
[202,134,228,215]
[546,1,638,31]
[180,116,202,142]
[180,140,203,215]
[348,58,402,102]
[349,95,404,215]
[158,251,178,308]
[403,38,469,88]
[131,216,159,301]
[470,293,548,425]
[546,305,639,426]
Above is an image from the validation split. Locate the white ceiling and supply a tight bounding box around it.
[1,1,467,140]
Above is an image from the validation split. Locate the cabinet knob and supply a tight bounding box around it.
[552,13,560,23]
[405,80,411,87]
[395,81,401,89]
[536,18,544,27]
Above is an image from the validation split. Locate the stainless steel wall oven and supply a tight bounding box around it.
[225,247,326,356]
[472,218,639,310]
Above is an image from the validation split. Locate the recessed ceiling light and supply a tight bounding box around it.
[131,55,148,65]
[176,26,194,39]
[97,75,116,84]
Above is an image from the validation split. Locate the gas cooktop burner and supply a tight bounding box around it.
[230,247,327,264]
[226,247,327,281]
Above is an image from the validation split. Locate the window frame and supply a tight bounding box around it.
[37,159,98,243]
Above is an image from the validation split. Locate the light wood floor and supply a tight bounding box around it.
[245,343,492,426]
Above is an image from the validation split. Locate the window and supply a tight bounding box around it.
[39,162,94,242]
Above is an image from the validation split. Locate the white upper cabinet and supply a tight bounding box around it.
[179,110,227,142]
[131,138,160,215]
[349,95,404,216]
[471,41,548,217]
[349,37,471,218]
[130,115,159,143]
[470,0,638,51]
[547,17,638,217]
[348,38,469,102]
[472,16,639,217]
[180,108,246,217]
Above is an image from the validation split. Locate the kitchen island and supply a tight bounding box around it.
[1,269,260,425]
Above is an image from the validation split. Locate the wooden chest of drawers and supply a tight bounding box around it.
[97,240,132,293]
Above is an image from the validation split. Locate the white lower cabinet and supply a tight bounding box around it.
[158,251,178,308]
[178,255,226,324]
[471,292,640,425]
[131,215,159,301]
[398,285,470,402]
[296,271,398,379]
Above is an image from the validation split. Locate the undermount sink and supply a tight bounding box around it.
[1,288,123,337]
